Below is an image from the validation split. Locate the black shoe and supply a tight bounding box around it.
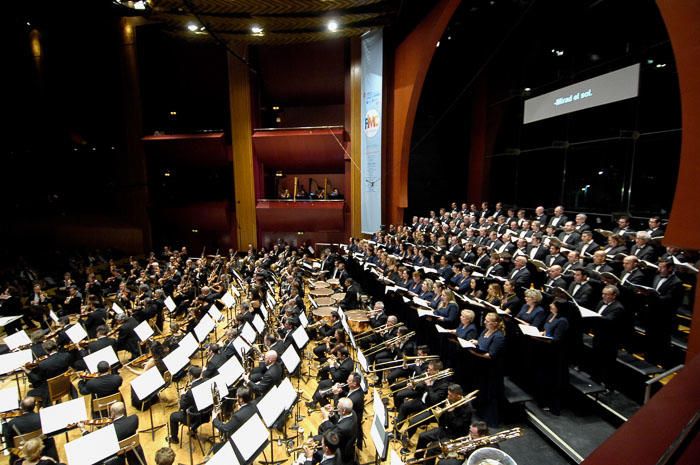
[167,436,179,444]
[305,401,316,409]
[400,448,411,456]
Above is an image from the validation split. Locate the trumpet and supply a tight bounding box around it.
[318,382,348,396]
[390,368,454,394]
[368,354,441,372]
[318,355,338,370]
[286,439,321,454]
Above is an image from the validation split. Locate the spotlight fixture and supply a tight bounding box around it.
[436,41,440,48]
[272,106,280,111]
[327,20,339,32]
[251,25,263,34]
[523,87,531,92]
[187,23,198,32]
[655,63,667,68]
[551,48,564,57]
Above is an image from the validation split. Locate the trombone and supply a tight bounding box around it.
[354,323,392,341]
[407,427,522,464]
[395,389,478,432]
[390,368,454,394]
[364,331,416,356]
[367,354,440,373]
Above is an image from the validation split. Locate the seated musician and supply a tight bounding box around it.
[316,398,358,465]
[315,311,342,350]
[394,360,450,448]
[413,384,472,464]
[78,360,123,399]
[301,431,340,465]
[436,421,491,465]
[13,437,62,465]
[367,301,388,328]
[168,366,207,444]
[61,285,83,316]
[87,325,117,353]
[4,397,59,465]
[212,387,257,437]
[80,296,107,339]
[314,329,347,364]
[373,326,415,382]
[115,313,141,361]
[310,347,353,408]
[26,339,74,401]
[107,402,145,465]
[339,278,361,310]
[154,448,176,465]
[387,344,431,387]
[243,350,283,397]
[202,343,227,378]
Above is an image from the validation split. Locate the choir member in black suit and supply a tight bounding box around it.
[548,206,568,229]
[544,265,567,291]
[630,231,658,263]
[590,285,630,389]
[544,244,567,268]
[567,268,596,309]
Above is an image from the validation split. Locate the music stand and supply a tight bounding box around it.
[281,346,304,428]
[230,413,270,465]
[64,423,120,465]
[366,411,391,465]
[131,367,166,440]
[207,440,240,465]
[0,349,33,398]
[255,386,286,465]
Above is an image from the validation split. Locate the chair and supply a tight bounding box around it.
[179,406,212,465]
[118,433,147,465]
[47,372,73,405]
[12,428,44,449]
[92,391,124,418]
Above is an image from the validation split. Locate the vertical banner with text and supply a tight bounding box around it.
[361,29,383,234]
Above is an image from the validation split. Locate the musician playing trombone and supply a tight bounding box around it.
[394,360,450,451]
[413,384,472,465]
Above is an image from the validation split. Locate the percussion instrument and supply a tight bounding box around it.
[312,281,331,289]
[314,297,335,306]
[331,292,346,303]
[312,306,336,324]
[327,278,341,287]
[345,310,370,333]
[310,288,334,297]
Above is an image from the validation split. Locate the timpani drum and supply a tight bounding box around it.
[327,278,341,287]
[314,297,335,307]
[331,292,346,303]
[310,288,334,297]
[312,281,331,289]
[312,306,336,324]
[345,310,370,333]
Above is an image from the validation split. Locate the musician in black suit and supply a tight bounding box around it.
[368,301,388,328]
[339,278,361,310]
[544,265,567,291]
[544,244,567,268]
[81,298,107,339]
[630,231,658,263]
[311,348,354,407]
[202,343,227,379]
[109,402,145,465]
[328,372,366,449]
[212,387,257,436]
[577,231,600,258]
[26,339,74,401]
[639,260,685,364]
[115,313,140,361]
[244,350,282,396]
[414,384,472,465]
[527,235,548,261]
[4,397,58,464]
[303,431,340,465]
[78,360,122,399]
[547,206,568,229]
[316,398,358,465]
[590,286,630,388]
[168,366,207,443]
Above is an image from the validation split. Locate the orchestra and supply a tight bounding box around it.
[0,207,694,465]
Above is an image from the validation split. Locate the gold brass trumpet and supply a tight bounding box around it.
[367,354,440,373]
[286,439,321,454]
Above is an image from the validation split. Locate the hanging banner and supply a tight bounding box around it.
[361,29,383,234]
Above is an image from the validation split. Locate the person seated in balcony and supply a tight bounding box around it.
[296,186,308,199]
[329,188,343,199]
[280,188,291,199]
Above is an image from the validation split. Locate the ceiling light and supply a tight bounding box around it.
[272,106,280,111]
[646,58,654,64]
[436,41,440,48]
[524,87,531,92]
[251,25,263,34]
[551,48,564,57]
[655,63,667,68]
[327,20,339,32]
[187,23,198,32]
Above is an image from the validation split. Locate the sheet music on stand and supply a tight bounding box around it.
[194,314,216,343]
[192,378,229,411]
[208,304,224,322]
[178,332,199,358]
[369,411,389,460]
[0,349,33,375]
[337,307,346,322]
[230,413,269,463]
[49,310,60,324]
[259,303,268,321]
[131,367,166,402]
[357,349,369,373]
[0,386,19,413]
[40,397,88,434]
[83,345,120,373]
[241,322,257,345]
[252,314,265,334]
[207,440,240,465]
[373,388,387,427]
[256,385,284,427]
[291,326,309,350]
[0,315,22,327]
[299,311,309,328]
[164,296,177,313]
[217,355,245,386]
[4,330,31,351]
[221,292,236,308]
[64,424,120,465]
[133,320,155,342]
[281,345,301,373]
[111,302,125,316]
[163,346,190,375]
[233,337,251,359]
[390,449,404,465]
[277,377,297,411]
[65,323,88,344]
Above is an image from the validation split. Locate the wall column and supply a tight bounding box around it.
[228,47,258,248]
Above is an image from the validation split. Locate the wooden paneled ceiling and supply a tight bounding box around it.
[146,0,401,44]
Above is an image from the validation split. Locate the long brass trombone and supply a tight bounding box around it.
[395,389,477,432]
[367,354,440,373]
[406,427,522,464]
[364,331,416,356]
[390,368,454,394]
[354,323,392,341]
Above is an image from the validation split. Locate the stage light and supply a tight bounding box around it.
[327,20,339,32]
[187,23,198,32]
[551,48,564,57]
[524,87,531,92]
[251,25,263,34]
[655,63,667,68]
[272,106,280,111]
[436,41,440,48]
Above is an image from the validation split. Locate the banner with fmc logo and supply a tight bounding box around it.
[361,29,383,234]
